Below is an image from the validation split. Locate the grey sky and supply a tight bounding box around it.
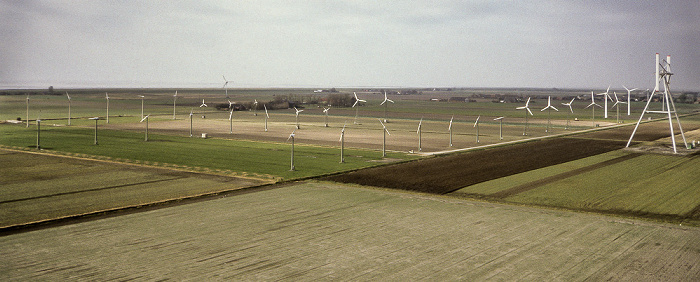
[1,1,699,90]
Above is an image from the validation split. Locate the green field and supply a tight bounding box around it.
[1,182,698,280]
[451,150,700,224]
[0,124,417,180]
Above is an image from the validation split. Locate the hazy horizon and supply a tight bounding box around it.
[2,1,699,91]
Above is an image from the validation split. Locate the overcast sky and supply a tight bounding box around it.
[1,1,699,90]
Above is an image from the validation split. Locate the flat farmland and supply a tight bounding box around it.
[1,182,698,280]
[0,149,265,228]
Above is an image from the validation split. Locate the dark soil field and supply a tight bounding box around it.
[323,121,700,194]
[324,137,627,194]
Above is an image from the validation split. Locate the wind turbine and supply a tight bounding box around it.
[611,92,627,124]
[352,92,366,124]
[516,97,533,135]
[199,98,208,116]
[140,115,150,141]
[228,109,234,134]
[105,92,110,124]
[287,129,296,171]
[172,91,178,120]
[380,91,394,123]
[138,95,145,119]
[417,117,423,152]
[584,91,603,127]
[66,92,72,126]
[473,115,480,143]
[540,96,559,133]
[323,106,331,127]
[379,119,390,157]
[25,95,29,128]
[561,97,575,130]
[264,104,270,132]
[36,115,41,149]
[448,115,454,147]
[222,75,233,98]
[339,122,346,163]
[623,85,637,116]
[227,100,234,111]
[253,99,259,116]
[189,108,194,137]
[494,117,504,140]
[89,117,99,145]
[596,86,612,119]
[294,107,303,129]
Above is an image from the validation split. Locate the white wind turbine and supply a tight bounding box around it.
[140,115,150,141]
[138,95,145,119]
[36,114,42,149]
[172,91,178,120]
[494,117,504,140]
[228,109,234,134]
[516,97,533,135]
[622,85,637,116]
[25,95,29,127]
[264,104,270,132]
[380,91,394,123]
[323,106,331,127]
[417,117,423,152]
[66,92,72,126]
[339,122,346,163]
[352,92,366,124]
[379,119,391,157]
[189,108,194,137]
[89,117,99,145]
[105,92,110,124]
[200,98,208,116]
[473,115,480,143]
[253,99,259,116]
[611,92,627,124]
[584,91,603,127]
[294,107,303,129]
[287,129,296,171]
[227,100,234,111]
[561,97,575,130]
[540,96,559,133]
[448,115,454,147]
[596,86,612,119]
[222,75,233,98]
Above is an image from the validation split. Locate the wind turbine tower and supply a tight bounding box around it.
[380,91,394,123]
[140,115,150,141]
[584,91,602,127]
[473,116,480,143]
[264,105,270,132]
[352,92,366,124]
[339,122,346,163]
[25,95,29,128]
[541,96,558,133]
[627,53,687,153]
[287,129,296,171]
[379,119,390,157]
[105,93,110,124]
[172,91,178,120]
[417,118,423,152]
[448,115,454,147]
[66,92,72,126]
[596,86,612,119]
[516,97,533,135]
[623,85,637,116]
[494,117,504,140]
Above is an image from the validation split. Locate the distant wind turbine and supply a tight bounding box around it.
[516,97,533,136]
[339,122,346,163]
[622,85,637,116]
[473,115,480,143]
[294,107,303,129]
[494,117,504,140]
[596,86,612,119]
[448,115,454,147]
[89,117,99,145]
[584,91,603,127]
[222,75,233,98]
[25,95,29,128]
[540,96,559,133]
[172,91,178,120]
[189,108,194,137]
[352,92,366,124]
[66,92,72,126]
[323,106,331,127]
[380,91,394,123]
[287,129,296,171]
[138,95,145,119]
[611,92,627,124]
[379,119,391,157]
[417,117,423,152]
[264,104,270,132]
[140,115,150,141]
[105,92,110,124]
[253,99,259,116]
[561,97,575,130]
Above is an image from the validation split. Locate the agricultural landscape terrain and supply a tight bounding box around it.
[1,88,700,279]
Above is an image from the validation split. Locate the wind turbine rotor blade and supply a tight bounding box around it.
[229,110,233,120]
[140,115,149,122]
[380,100,386,106]
[388,99,394,103]
[473,116,480,127]
[552,106,559,111]
[526,108,533,115]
